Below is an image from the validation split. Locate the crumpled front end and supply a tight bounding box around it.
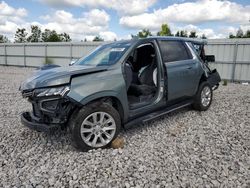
[20,85,77,132]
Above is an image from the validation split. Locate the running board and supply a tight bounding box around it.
[124,100,193,129]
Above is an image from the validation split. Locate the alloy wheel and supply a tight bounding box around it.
[80,112,116,148]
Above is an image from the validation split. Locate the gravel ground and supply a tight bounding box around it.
[0,66,249,188]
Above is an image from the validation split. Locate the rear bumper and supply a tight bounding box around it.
[21,112,60,132]
[207,69,221,90]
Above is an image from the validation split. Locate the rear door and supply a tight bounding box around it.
[158,40,199,101]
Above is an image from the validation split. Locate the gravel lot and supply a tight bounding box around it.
[0,66,249,187]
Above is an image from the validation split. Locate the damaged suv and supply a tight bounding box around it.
[20,37,221,151]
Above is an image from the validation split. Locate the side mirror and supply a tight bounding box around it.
[205,55,215,62]
[69,59,77,66]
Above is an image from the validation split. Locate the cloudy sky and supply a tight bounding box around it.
[1,0,250,41]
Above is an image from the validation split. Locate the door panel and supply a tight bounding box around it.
[166,59,198,101]
[157,40,200,101]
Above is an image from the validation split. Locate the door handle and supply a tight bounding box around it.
[187,66,192,69]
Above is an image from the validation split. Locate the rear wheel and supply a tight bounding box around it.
[69,102,121,151]
[193,82,213,111]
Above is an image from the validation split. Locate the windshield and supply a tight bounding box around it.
[75,41,131,66]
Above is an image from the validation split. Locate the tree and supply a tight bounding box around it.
[27,25,41,42]
[93,36,104,42]
[189,31,198,38]
[14,28,27,43]
[132,29,152,38]
[175,31,180,37]
[180,30,188,37]
[157,24,172,36]
[201,34,207,39]
[243,30,250,38]
[59,32,71,42]
[0,35,10,43]
[41,29,50,42]
[229,33,235,38]
[236,28,244,38]
[42,29,62,42]
[47,30,61,42]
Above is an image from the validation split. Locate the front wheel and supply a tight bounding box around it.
[69,102,121,151]
[193,82,213,111]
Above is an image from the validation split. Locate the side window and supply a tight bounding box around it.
[158,40,191,62]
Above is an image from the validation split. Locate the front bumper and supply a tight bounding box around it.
[20,91,78,132]
[21,112,60,132]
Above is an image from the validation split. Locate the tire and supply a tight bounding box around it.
[192,81,213,111]
[69,101,121,151]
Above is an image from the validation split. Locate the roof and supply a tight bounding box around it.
[147,36,207,44]
[105,36,207,46]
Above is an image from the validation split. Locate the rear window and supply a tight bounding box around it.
[158,40,191,62]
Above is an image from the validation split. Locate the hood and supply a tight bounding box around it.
[20,65,108,91]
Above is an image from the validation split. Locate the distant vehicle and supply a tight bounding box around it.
[20,37,221,151]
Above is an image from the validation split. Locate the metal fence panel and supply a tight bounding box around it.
[206,38,250,82]
[26,57,44,67]
[0,46,4,55]
[72,45,98,58]
[6,45,24,56]
[0,40,249,82]
[0,56,5,65]
[7,56,24,66]
[47,45,70,57]
[234,64,250,81]
[237,44,250,61]
[26,45,45,56]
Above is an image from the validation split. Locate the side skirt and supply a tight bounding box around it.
[124,99,193,129]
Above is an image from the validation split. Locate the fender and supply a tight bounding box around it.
[67,71,129,122]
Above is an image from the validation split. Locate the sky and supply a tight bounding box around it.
[0,0,250,41]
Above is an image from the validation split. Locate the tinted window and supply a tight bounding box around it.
[158,40,191,62]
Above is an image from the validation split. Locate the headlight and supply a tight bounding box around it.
[35,86,70,97]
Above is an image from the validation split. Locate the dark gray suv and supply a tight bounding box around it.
[20,37,221,151]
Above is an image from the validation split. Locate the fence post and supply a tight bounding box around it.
[231,41,238,82]
[45,43,47,63]
[70,43,73,61]
[4,44,7,65]
[23,44,26,67]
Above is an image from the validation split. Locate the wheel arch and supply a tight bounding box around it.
[79,93,127,124]
[195,72,208,94]
[199,73,208,84]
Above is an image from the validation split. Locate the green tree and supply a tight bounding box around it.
[27,25,42,42]
[229,33,235,38]
[189,31,198,38]
[41,29,50,42]
[180,30,188,37]
[236,28,244,38]
[157,24,172,36]
[0,34,10,43]
[132,29,152,38]
[175,31,180,37]
[201,34,207,39]
[48,30,61,42]
[42,29,63,42]
[243,30,250,38]
[59,32,71,42]
[14,28,27,43]
[93,36,104,42]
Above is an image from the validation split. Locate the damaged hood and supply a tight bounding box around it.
[20,65,108,91]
